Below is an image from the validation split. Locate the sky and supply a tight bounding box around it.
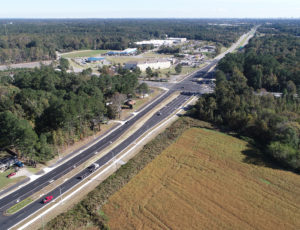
[1,0,300,18]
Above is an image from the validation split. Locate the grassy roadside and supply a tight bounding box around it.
[43,117,212,229]
[103,126,300,229]
[0,169,27,191]
[61,50,109,58]
[6,197,33,215]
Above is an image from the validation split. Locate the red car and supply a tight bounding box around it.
[43,196,53,204]
[7,172,16,178]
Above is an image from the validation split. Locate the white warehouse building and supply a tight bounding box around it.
[135,37,187,47]
[135,40,174,47]
[167,37,187,43]
[125,59,171,71]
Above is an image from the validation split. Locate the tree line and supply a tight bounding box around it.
[0,66,143,162]
[218,34,300,93]
[192,27,300,171]
[0,19,252,64]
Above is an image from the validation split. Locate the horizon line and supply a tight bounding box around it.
[0,17,300,20]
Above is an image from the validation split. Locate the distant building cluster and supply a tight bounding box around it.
[135,37,187,47]
[64,36,220,76]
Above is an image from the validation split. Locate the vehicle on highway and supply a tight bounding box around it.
[7,172,16,178]
[78,172,89,180]
[88,163,99,173]
[43,196,53,204]
[157,111,162,116]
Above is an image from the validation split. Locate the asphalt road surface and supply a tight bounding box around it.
[0,61,218,229]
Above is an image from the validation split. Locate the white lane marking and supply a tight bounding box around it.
[11,96,196,230]
[3,87,171,200]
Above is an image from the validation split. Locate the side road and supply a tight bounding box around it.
[0,61,52,71]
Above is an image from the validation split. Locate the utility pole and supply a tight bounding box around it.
[42,215,45,230]
[4,24,7,36]
[112,151,116,169]
[60,187,63,204]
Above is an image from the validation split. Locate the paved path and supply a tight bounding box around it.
[0,61,52,71]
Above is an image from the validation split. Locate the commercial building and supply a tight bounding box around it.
[200,45,216,53]
[135,40,174,47]
[167,37,187,43]
[135,38,187,47]
[86,57,105,63]
[125,59,171,71]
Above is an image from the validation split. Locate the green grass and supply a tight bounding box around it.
[141,52,173,58]
[140,65,202,79]
[6,197,33,215]
[181,66,198,75]
[148,66,200,78]
[106,56,146,65]
[98,210,109,221]
[61,50,109,58]
[220,46,228,53]
[44,118,212,230]
[260,178,272,185]
[0,169,26,190]
[27,167,40,174]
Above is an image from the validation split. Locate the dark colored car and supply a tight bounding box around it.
[15,161,24,167]
[43,196,53,204]
[79,172,89,179]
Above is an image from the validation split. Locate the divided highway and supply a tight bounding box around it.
[0,61,216,229]
[0,28,255,229]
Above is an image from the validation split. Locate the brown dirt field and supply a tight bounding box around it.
[103,128,300,230]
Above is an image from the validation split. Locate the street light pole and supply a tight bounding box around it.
[42,215,44,230]
[60,187,63,204]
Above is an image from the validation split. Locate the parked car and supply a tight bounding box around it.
[15,161,24,167]
[7,172,16,178]
[43,196,53,204]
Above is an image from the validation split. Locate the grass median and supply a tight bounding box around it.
[43,117,208,230]
[6,197,33,215]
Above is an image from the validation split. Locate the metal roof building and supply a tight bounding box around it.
[86,57,105,62]
[106,48,137,56]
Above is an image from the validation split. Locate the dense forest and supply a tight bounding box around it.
[192,28,300,171]
[258,19,300,36]
[0,66,141,162]
[0,19,252,64]
[218,35,300,92]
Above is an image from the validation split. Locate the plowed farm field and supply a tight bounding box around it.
[102,128,300,230]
